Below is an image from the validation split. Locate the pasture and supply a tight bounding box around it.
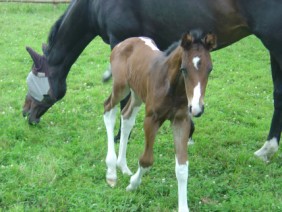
[0,3,281,211]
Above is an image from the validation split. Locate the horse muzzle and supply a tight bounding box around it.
[189,104,204,117]
[23,94,53,125]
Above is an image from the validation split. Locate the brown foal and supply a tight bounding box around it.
[103,30,216,212]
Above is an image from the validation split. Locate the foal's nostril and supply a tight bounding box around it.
[190,104,205,117]
[194,111,203,118]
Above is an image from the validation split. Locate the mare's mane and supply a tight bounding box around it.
[45,2,75,56]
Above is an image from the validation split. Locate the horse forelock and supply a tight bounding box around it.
[189,29,205,44]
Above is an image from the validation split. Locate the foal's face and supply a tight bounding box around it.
[181,32,217,117]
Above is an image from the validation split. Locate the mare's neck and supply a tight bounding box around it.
[47,33,95,76]
[46,0,97,79]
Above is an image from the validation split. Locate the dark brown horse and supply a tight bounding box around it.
[103,30,216,211]
[23,0,282,162]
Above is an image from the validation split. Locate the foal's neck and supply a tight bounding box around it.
[165,47,183,86]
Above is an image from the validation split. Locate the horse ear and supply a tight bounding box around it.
[204,33,217,51]
[181,32,193,49]
[26,47,42,68]
[42,43,48,55]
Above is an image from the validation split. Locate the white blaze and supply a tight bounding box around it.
[139,37,160,51]
[191,82,202,116]
[192,56,200,70]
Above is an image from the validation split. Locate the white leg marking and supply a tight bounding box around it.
[191,82,202,116]
[117,106,141,175]
[192,56,200,70]
[175,157,189,212]
[254,138,279,162]
[104,106,118,187]
[126,164,150,191]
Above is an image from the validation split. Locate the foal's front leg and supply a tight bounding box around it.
[172,113,190,212]
[126,115,160,191]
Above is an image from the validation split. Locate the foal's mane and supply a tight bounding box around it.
[45,2,75,56]
[163,29,206,56]
[164,41,180,56]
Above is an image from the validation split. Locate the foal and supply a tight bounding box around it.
[103,30,216,211]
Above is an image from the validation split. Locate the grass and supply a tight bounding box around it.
[0,3,281,211]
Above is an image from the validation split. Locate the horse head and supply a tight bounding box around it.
[180,30,217,117]
[23,45,66,125]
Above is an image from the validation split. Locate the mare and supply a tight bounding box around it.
[23,0,282,162]
[103,30,217,212]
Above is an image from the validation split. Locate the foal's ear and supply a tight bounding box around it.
[204,33,217,51]
[181,33,194,49]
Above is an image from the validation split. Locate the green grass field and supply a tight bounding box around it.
[0,3,281,211]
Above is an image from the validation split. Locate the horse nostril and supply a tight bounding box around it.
[22,110,30,117]
[194,111,203,118]
[189,105,192,113]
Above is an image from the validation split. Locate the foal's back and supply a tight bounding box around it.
[111,37,162,101]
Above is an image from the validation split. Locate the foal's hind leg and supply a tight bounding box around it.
[104,82,130,187]
[104,104,118,187]
[117,91,141,175]
[188,120,195,145]
[114,94,131,143]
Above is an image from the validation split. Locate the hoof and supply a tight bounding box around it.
[122,169,133,176]
[254,151,269,163]
[254,138,278,163]
[106,178,117,187]
[117,165,133,176]
[126,184,136,191]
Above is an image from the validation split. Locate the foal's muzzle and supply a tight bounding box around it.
[189,105,204,117]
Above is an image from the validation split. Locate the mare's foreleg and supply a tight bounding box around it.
[255,54,281,162]
[126,115,160,191]
[172,109,190,212]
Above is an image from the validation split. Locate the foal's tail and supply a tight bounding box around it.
[102,66,112,82]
